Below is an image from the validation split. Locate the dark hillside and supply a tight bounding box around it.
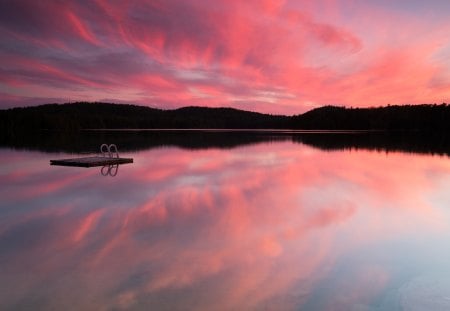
[0,102,287,133]
[1,102,449,134]
[291,104,450,130]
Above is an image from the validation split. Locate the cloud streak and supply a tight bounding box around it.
[1,0,450,113]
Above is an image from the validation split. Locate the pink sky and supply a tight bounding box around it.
[1,0,450,114]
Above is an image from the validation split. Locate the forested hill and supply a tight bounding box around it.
[291,104,450,131]
[1,102,449,133]
[0,102,288,134]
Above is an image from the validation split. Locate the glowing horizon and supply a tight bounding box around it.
[1,0,450,114]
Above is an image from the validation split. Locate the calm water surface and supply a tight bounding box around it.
[1,134,450,310]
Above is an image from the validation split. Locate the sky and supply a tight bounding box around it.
[1,0,450,114]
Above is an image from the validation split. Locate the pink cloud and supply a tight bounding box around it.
[0,0,450,113]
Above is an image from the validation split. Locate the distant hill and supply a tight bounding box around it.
[1,102,449,133]
[0,102,287,134]
[292,104,450,131]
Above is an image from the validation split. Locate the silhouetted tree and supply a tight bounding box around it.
[1,102,449,134]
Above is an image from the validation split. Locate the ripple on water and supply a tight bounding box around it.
[400,274,450,311]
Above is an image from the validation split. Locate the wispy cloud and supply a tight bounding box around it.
[0,0,449,113]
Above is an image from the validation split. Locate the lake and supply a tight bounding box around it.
[1,131,450,310]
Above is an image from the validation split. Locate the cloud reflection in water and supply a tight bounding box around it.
[1,142,450,310]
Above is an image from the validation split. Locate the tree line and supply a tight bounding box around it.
[291,104,450,131]
[0,102,288,134]
[1,102,449,134]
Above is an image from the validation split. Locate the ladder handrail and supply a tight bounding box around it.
[109,144,119,158]
[100,144,110,157]
[100,144,119,158]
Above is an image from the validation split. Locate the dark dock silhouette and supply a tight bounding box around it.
[50,156,133,167]
[50,144,133,168]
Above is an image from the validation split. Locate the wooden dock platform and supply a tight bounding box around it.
[50,156,133,168]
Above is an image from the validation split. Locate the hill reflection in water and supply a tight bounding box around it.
[1,129,450,157]
[1,133,450,310]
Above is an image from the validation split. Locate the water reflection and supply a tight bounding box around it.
[101,164,119,177]
[2,129,450,157]
[1,139,450,310]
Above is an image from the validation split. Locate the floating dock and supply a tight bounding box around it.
[50,156,133,168]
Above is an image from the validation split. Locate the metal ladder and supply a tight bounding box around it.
[100,144,119,158]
